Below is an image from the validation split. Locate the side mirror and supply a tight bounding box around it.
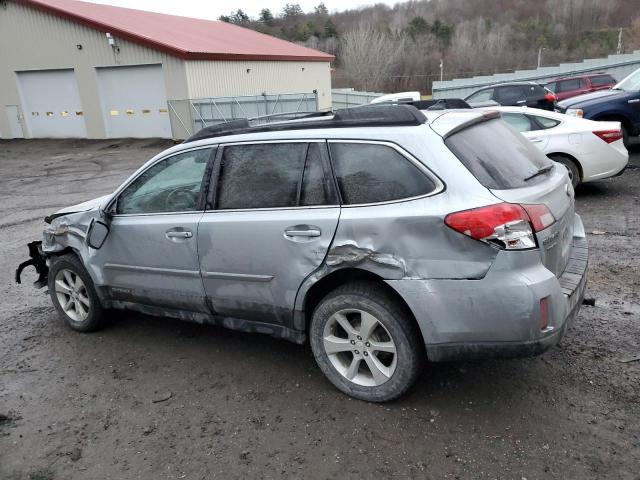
[86,218,110,249]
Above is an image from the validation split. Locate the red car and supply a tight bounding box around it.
[545,73,617,101]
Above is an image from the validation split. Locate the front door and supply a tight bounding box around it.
[94,146,215,312]
[197,141,340,326]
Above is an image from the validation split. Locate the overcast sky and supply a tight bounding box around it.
[82,0,399,20]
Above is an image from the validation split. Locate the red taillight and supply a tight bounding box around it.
[593,129,623,144]
[521,204,556,232]
[444,202,555,250]
[540,296,549,330]
[545,93,556,103]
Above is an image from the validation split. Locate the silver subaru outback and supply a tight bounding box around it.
[16,105,588,402]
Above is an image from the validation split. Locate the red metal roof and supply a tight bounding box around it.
[16,0,335,62]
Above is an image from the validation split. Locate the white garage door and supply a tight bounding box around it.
[97,64,171,139]
[17,70,87,138]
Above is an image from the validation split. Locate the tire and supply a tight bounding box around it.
[621,125,629,149]
[549,154,580,189]
[309,282,423,402]
[48,253,105,332]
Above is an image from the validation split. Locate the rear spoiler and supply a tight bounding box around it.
[441,110,502,139]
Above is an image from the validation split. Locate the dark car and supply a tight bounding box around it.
[556,68,640,147]
[464,82,556,110]
[545,73,617,101]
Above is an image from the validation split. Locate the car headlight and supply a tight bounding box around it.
[566,108,584,118]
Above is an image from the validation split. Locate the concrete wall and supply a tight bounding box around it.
[184,60,332,110]
[0,0,189,139]
[432,50,640,99]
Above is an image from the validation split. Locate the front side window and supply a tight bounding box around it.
[329,143,437,205]
[545,82,557,93]
[591,75,615,86]
[467,89,493,103]
[116,148,211,214]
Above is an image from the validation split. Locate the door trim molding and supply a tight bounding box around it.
[103,263,201,277]
[201,271,274,282]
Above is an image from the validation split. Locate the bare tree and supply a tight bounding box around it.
[340,24,402,91]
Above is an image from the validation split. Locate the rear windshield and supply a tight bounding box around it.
[445,118,553,189]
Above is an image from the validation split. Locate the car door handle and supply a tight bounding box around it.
[530,138,544,143]
[628,99,640,104]
[166,230,193,239]
[284,227,321,237]
[516,100,527,104]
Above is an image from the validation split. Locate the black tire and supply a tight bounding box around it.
[48,253,105,332]
[549,154,580,189]
[309,282,424,402]
[621,125,629,149]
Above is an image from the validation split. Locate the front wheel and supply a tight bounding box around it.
[48,253,105,332]
[309,282,423,402]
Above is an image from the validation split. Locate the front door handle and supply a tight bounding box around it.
[529,138,544,143]
[166,230,193,239]
[284,226,321,237]
[628,99,640,104]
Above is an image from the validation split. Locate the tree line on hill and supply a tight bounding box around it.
[219,0,640,93]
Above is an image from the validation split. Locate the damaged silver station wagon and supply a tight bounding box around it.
[16,105,588,402]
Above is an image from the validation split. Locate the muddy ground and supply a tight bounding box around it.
[0,138,638,479]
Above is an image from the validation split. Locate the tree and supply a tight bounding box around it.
[259,8,274,26]
[283,3,304,19]
[406,16,430,40]
[315,3,329,15]
[230,9,250,25]
[323,19,338,38]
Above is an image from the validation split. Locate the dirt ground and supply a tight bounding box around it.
[1,138,638,480]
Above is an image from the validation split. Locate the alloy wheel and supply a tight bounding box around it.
[322,309,397,387]
[54,268,91,322]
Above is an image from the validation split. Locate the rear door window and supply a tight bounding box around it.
[502,112,536,132]
[557,79,581,92]
[329,142,437,205]
[445,118,553,190]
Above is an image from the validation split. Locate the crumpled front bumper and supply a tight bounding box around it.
[15,241,48,288]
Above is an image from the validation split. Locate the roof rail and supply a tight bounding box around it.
[184,104,427,143]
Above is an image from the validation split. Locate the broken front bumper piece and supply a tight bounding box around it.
[15,241,48,288]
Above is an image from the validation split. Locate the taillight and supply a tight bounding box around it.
[545,93,556,103]
[444,202,555,250]
[593,129,623,144]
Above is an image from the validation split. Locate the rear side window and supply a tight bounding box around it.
[445,119,552,190]
[502,113,536,132]
[531,115,561,129]
[216,143,307,209]
[590,75,615,86]
[329,143,436,205]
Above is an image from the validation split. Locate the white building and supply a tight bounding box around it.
[0,0,334,139]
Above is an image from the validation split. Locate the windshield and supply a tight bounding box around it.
[614,68,640,92]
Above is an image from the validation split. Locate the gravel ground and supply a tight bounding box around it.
[1,138,638,480]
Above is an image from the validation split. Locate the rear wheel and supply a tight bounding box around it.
[309,282,423,402]
[48,253,104,332]
[549,154,580,188]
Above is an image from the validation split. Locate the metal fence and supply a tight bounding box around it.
[432,50,640,99]
[167,92,319,139]
[331,89,384,109]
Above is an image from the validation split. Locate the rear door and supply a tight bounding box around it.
[444,118,575,277]
[501,112,550,151]
[197,140,340,326]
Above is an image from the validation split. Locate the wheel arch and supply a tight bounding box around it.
[299,268,421,342]
[547,151,583,181]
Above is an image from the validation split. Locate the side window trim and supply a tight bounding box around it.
[326,139,445,207]
[109,145,217,217]
[205,139,339,212]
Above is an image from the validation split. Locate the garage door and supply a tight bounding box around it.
[97,64,171,139]
[17,70,87,138]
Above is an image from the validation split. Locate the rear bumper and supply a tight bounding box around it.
[387,216,589,362]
